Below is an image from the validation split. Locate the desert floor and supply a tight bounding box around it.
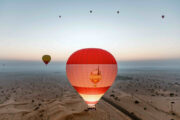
[0,68,180,120]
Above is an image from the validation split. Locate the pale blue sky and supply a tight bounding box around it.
[0,0,180,61]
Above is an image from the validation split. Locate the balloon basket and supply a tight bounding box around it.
[88,107,96,111]
[85,104,96,111]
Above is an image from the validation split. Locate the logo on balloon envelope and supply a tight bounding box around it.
[66,48,117,109]
[90,66,102,87]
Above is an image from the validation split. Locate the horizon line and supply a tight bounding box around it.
[0,58,180,63]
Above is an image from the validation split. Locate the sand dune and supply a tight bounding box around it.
[0,70,180,120]
[0,72,129,120]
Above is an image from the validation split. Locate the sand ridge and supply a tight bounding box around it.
[0,70,180,120]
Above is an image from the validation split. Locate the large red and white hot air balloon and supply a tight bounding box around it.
[66,48,117,109]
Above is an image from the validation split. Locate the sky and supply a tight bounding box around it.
[0,0,180,62]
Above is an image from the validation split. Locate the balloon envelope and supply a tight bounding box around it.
[42,55,51,65]
[162,15,165,19]
[66,48,117,108]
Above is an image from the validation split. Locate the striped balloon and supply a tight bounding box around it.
[66,48,117,109]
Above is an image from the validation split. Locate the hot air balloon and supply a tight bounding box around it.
[117,11,120,14]
[59,15,61,18]
[90,10,93,13]
[162,15,165,19]
[66,48,117,110]
[42,55,51,65]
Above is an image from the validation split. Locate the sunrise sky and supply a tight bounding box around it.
[0,0,180,62]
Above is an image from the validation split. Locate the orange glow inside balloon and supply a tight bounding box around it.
[66,48,117,108]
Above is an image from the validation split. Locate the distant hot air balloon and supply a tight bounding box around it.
[59,15,61,18]
[162,15,165,19]
[117,11,120,14]
[90,10,93,13]
[42,55,51,65]
[66,48,117,110]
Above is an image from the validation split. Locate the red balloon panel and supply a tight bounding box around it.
[67,48,117,64]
